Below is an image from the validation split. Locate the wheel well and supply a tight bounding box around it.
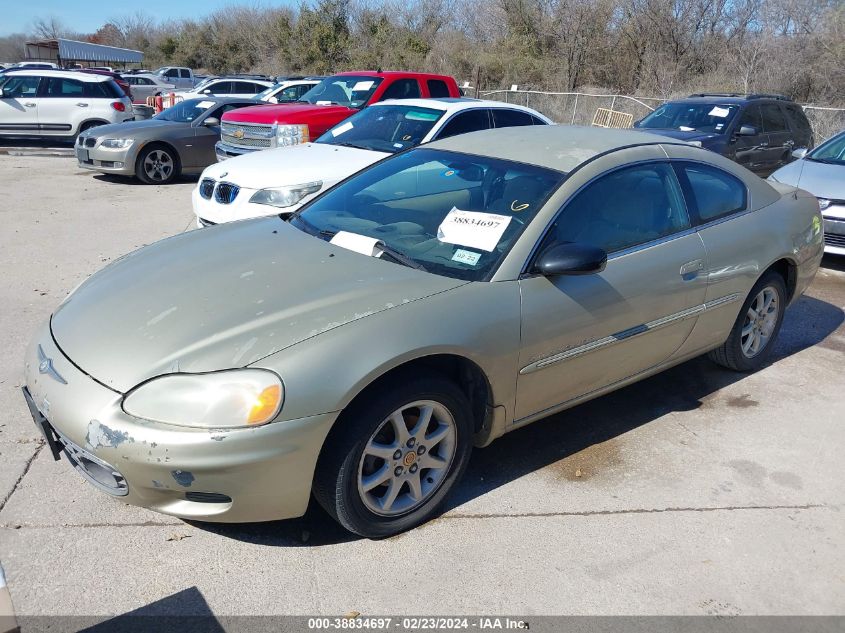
[342,355,492,435]
[765,258,798,302]
[77,120,109,133]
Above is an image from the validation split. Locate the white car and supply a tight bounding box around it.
[0,69,133,138]
[179,78,274,101]
[193,98,553,226]
[121,73,175,103]
[256,79,321,104]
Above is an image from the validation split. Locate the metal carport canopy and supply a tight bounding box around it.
[25,39,144,63]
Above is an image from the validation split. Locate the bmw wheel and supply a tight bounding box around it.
[136,144,180,184]
[314,373,473,538]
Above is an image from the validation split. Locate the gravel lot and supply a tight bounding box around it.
[0,154,843,621]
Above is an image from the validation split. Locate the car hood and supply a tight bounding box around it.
[222,103,356,124]
[51,219,465,392]
[634,127,721,145]
[769,159,845,200]
[86,119,183,138]
[201,142,386,190]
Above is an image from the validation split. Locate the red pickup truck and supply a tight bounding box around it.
[215,70,461,160]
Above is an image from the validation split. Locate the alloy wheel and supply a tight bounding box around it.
[143,150,174,182]
[357,400,457,517]
[740,286,779,358]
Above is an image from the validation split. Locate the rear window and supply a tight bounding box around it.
[783,104,812,136]
[427,79,451,98]
[84,80,124,98]
[492,109,535,128]
[675,162,747,223]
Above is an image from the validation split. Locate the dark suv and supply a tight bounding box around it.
[633,93,814,176]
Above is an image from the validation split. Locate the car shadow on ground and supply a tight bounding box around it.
[91,173,199,186]
[194,294,843,546]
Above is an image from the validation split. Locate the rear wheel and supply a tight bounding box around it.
[313,374,473,538]
[136,144,180,184]
[708,271,786,372]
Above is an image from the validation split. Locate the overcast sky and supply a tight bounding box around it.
[2,1,297,36]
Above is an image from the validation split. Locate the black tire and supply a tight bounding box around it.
[708,271,787,372]
[135,143,180,184]
[313,373,473,538]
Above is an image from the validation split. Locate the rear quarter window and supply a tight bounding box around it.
[427,79,451,98]
[675,162,747,224]
[84,80,123,98]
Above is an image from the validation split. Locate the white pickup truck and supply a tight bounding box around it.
[152,67,197,89]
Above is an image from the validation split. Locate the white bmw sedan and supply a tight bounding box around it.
[192,98,552,227]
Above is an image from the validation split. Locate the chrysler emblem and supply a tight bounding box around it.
[37,345,67,385]
[233,129,245,139]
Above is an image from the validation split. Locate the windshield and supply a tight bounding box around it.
[290,148,564,281]
[637,103,739,133]
[316,105,444,154]
[807,132,845,165]
[298,76,383,108]
[154,98,216,123]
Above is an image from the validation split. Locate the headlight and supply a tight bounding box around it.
[274,124,309,147]
[817,198,831,211]
[100,138,134,149]
[123,369,284,428]
[688,140,703,147]
[249,181,322,208]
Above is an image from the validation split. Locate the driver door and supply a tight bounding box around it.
[515,161,707,420]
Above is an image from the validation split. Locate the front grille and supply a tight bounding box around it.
[199,217,217,227]
[214,182,240,204]
[220,121,274,149]
[85,137,96,148]
[824,233,845,247]
[51,424,129,497]
[199,178,215,200]
[220,133,272,149]
[76,136,84,146]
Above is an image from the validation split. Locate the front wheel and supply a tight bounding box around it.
[136,144,180,184]
[313,374,473,538]
[709,271,787,372]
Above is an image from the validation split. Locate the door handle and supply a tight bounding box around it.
[680,259,704,277]
[759,142,768,147]
[76,102,89,107]
[24,102,36,107]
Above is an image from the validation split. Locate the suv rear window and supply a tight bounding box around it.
[783,103,812,136]
[84,80,124,98]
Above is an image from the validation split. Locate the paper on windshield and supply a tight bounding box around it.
[352,81,374,91]
[331,121,354,137]
[316,100,333,106]
[330,231,381,256]
[437,208,512,252]
[196,101,215,109]
[708,106,730,118]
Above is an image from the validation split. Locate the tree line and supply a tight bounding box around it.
[1,0,842,106]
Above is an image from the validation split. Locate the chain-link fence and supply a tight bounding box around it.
[480,89,845,143]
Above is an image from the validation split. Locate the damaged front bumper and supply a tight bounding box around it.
[23,320,337,523]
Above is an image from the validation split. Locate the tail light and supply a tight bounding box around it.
[111,101,126,112]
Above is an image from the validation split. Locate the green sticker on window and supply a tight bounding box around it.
[405,111,440,121]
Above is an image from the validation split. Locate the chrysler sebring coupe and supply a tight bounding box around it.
[24,126,822,537]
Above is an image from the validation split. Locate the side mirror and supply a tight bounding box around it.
[791,147,808,159]
[202,117,220,127]
[737,124,757,136]
[534,242,607,276]
[202,89,210,94]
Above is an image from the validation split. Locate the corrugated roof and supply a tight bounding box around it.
[26,39,144,63]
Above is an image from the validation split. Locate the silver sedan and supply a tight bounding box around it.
[25,126,823,537]
[770,130,845,255]
[75,97,258,184]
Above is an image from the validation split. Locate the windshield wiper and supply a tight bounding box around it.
[333,141,369,151]
[807,157,841,165]
[376,242,427,271]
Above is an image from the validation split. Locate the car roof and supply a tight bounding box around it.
[666,95,789,106]
[334,70,455,80]
[425,125,684,173]
[369,97,548,117]
[3,69,111,82]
